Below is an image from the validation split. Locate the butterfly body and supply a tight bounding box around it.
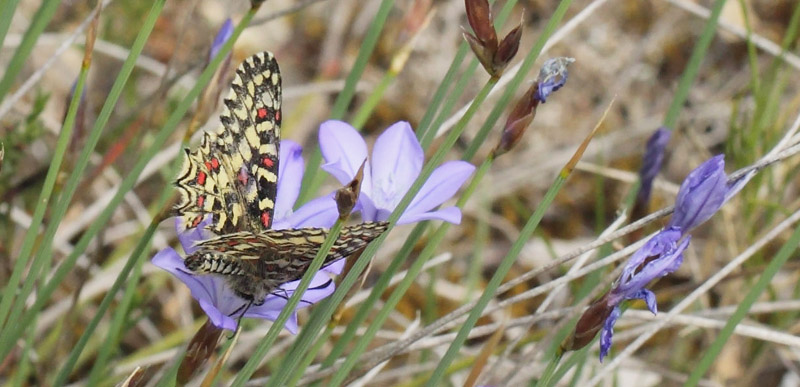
[174,52,387,305]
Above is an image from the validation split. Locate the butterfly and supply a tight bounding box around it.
[173,51,387,305]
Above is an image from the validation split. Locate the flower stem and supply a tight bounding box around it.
[231,220,347,386]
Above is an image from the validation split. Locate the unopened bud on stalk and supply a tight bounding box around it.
[561,293,615,353]
[492,57,574,157]
[178,319,225,383]
[335,160,366,219]
[463,0,522,77]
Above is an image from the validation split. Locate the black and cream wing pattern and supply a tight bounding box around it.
[173,51,388,304]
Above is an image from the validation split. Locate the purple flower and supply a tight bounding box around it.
[599,229,690,361]
[667,155,727,231]
[535,57,574,103]
[636,127,671,205]
[573,154,756,361]
[208,18,233,62]
[152,140,340,332]
[316,120,475,224]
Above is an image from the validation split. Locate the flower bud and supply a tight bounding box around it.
[208,18,233,63]
[335,160,366,219]
[667,155,726,231]
[562,293,615,353]
[492,21,522,75]
[465,0,497,49]
[535,57,575,102]
[178,319,225,383]
[492,84,538,157]
[632,127,671,220]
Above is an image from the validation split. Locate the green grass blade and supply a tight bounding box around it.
[419,59,479,151]
[0,4,252,364]
[85,230,148,384]
[268,76,497,386]
[684,222,800,386]
[276,222,429,386]
[0,32,92,334]
[414,43,469,142]
[419,0,517,151]
[297,0,396,205]
[0,0,21,52]
[0,0,60,102]
[661,0,727,129]
[425,170,568,386]
[350,72,395,130]
[230,220,347,386]
[327,159,490,386]
[52,221,160,385]
[0,0,164,354]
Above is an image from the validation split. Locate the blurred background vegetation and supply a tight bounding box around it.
[2,0,800,385]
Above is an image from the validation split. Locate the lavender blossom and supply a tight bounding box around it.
[667,155,727,231]
[152,140,340,332]
[208,18,233,62]
[536,57,574,102]
[316,120,475,224]
[636,127,671,206]
[598,229,690,361]
[568,154,754,361]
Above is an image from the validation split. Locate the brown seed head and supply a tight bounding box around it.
[465,0,497,49]
[561,293,614,352]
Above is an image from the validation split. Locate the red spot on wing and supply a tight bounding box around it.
[237,168,249,184]
[210,158,220,170]
[204,161,212,170]
[190,216,202,228]
[196,171,207,185]
[196,195,205,207]
[261,212,271,228]
[275,111,281,121]
[262,157,274,167]
[257,108,268,119]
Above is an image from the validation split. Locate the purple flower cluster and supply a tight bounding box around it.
[153,123,474,332]
[582,154,753,361]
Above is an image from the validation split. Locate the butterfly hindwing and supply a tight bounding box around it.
[186,222,389,285]
[218,52,282,232]
[174,52,282,234]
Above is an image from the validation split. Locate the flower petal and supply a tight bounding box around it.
[324,259,346,275]
[319,120,372,193]
[626,236,689,293]
[668,155,727,231]
[176,217,212,254]
[403,160,474,223]
[637,127,671,205]
[198,296,239,331]
[629,288,658,314]
[618,228,682,288]
[275,140,304,221]
[398,206,462,224]
[282,193,340,229]
[599,306,621,362]
[246,272,335,334]
[370,121,423,207]
[152,247,247,331]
